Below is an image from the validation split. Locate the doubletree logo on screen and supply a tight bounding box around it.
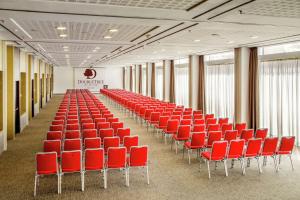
[77,68,104,85]
[84,68,97,79]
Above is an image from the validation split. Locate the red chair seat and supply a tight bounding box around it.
[201,151,211,159]
[184,141,203,149]
[261,152,275,156]
[172,134,189,141]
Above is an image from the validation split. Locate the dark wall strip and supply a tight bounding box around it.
[192,0,233,19]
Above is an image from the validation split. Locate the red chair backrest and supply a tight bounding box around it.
[192,124,206,132]
[221,124,233,136]
[80,118,93,124]
[158,116,169,127]
[245,139,262,157]
[61,150,81,172]
[84,148,104,170]
[256,128,268,140]
[111,122,124,134]
[47,131,62,140]
[64,139,81,151]
[43,140,61,157]
[52,120,64,126]
[227,139,245,159]
[108,117,119,124]
[129,146,148,167]
[67,115,78,119]
[180,119,192,125]
[82,123,95,130]
[65,130,81,139]
[176,125,191,140]
[150,112,160,122]
[94,118,106,124]
[166,120,179,132]
[193,119,205,125]
[224,130,238,142]
[261,137,278,155]
[103,137,120,153]
[84,137,101,149]
[103,113,113,120]
[67,119,79,124]
[170,115,181,121]
[193,114,204,120]
[210,141,228,160]
[66,124,80,131]
[117,128,131,144]
[205,114,214,121]
[190,132,206,147]
[207,131,222,147]
[36,152,58,175]
[99,128,114,140]
[206,118,217,125]
[241,129,254,142]
[278,136,295,154]
[107,147,126,169]
[182,115,192,120]
[82,129,97,139]
[97,122,110,130]
[123,135,139,152]
[173,111,182,116]
[218,118,229,126]
[144,109,154,119]
[193,110,202,115]
[54,116,65,121]
[235,123,247,137]
[49,125,64,132]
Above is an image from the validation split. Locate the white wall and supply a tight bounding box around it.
[103,67,123,89]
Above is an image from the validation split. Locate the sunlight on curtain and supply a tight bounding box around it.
[125,67,130,91]
[132,67,136,92]
[259,59,300,145]
[205,64,234,120]
[156,67,163,100]
[175,62,189,107]
[142,66,147,96]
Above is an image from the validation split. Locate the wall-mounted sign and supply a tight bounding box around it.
[75,68,105,92]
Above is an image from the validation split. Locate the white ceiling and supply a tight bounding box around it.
[0,0,299,67]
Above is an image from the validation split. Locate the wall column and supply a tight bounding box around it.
[6,46,14,140]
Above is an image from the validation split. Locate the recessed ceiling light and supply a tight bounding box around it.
[65,54,69,58]
[87,55,91,59]
[57,26,66,30]
[103,35,112,39]
[92,49,97,52]
[109,29,118,33]
[227,41,234,44]
[251,35,258,39]
[63,46,69,49]
[59,34,67,38]
[194,39,201,42]
[95,47,100,50]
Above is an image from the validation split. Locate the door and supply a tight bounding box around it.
[15,81,20,134]
[32,79,34,117]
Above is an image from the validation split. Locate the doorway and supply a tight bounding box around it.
[15,81,20,134]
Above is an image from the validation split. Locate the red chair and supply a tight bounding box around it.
[276,136,295,172]
[154,116,169,135]
[97,122,110,130]
[60,150,83,193]
[67,115,78,120]
[47,131,63,140]
[127,146,149,186]
[218,118,229,126]
[94,118,106,125]
[123,135,139,152]
[206,118,217,125]
[105,147,127,188]
[84,137,101,149]
[170,115,181,121]
[162,120,179,144]
[66,124,80,131]
[66,119,79,125]
[182,115,192,120]
[224,130,238,142]
[117,128,131,144]
[111,122,124,135]
[201,141,228,179]
[240,129,254,142]
[103,113,114,120]
[221,123,233,137]
[34,152,59,196]
[65,130,81,139]
[52,120,65,126]
[183,132,205,164]
[54,116,65,121]
[147,112,160,131]
[107,117,119,125]
[235,123,247,137]
[82,129,97,139]
[207,124,220,132]
[242,138,262,175]
[180,119,192,126]
[193,110,202,115]
[43,140,61,158]
[80,118,93,124]
[99,128,114,141]
[63,139,81,151]
[193,119,205,125]
[192,124,205,132]
[103,137,120,154]
[205,114,214,121]
[226,139,245,171]
[171,125,191,154]
[50,125,64,132]
[206,131,222,148]
[83,148,105,190]
[82,123,95,130]
[256,128,268,141]
[261,137,278,172]
[194,114,204,120]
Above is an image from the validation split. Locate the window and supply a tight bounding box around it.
[205,52,234,120]
[142,65,147,96]
[155,62,163,100]
[259,42,300,145]
[175,58,189,107]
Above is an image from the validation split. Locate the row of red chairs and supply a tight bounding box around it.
[101,89,295,179]
[34,90,150,196]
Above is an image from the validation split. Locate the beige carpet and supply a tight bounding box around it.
[0,94,299,200]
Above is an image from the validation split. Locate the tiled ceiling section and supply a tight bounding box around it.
[43,0,201,10]
[243,0,300,18]
[17,20,153,41]
[37,43,118,53]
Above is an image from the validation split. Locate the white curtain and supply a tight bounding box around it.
[175,65,189,107]
[156,67,163,100]
[142,67,147,96]
[132,67,136,92]
[125,67,130,91]
[259,59,300,145]
[205,64,234,120]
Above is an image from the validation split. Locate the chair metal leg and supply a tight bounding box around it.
[59,173,62,194]
[146,166,150,185]
[188,150,191,165]
[104,170,107,189]
[224,160,228,177]
[207,161,211,179]
[81,172,84,191]
[175,141,178,154]
[272,156,277,171]
[126,168,129,187]
[257,157,262,174]
[34,175,37,197]
[289,155,294,171]
[231,159,234,169]
[242,158,246,175]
